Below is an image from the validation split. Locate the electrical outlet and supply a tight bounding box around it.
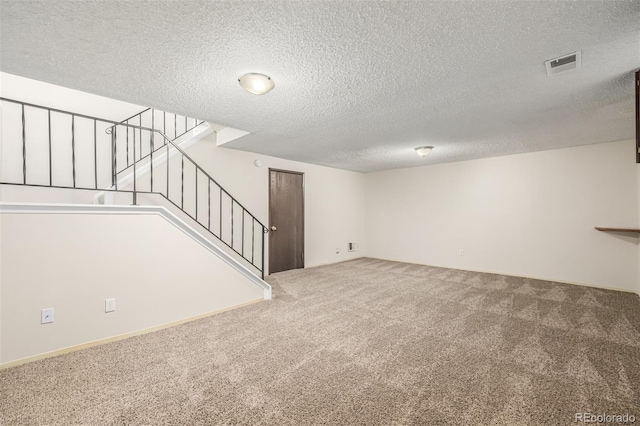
[41,308,54,324]
[348,242,357,252]
[459,249,464,256]
[105,298,116,313]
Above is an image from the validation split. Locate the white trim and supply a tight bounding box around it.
[0,202,272,299]
[369,256,637,295]
[0,298,263,370]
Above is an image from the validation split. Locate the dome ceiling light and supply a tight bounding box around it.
[238,73,275,95]
[415,146,434,157]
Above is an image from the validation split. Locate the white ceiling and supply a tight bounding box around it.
[1,1,639,172]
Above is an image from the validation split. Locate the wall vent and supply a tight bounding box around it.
[545,51,581,76]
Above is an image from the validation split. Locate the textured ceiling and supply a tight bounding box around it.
[1,1,639,172]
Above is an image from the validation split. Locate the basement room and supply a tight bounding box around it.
[0,1,639,425]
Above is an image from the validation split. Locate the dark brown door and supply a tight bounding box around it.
[269,169,304,274]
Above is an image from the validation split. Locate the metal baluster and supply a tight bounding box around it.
[71,115,76,188]
[163,111,166,142]
[94,120,98,189]
[133,124,137,204]
[48,110,52,186]
[219,189,222,239]
[150,113,154,193]
[195,168,198,221]
[252,219,255,264]
[126,120,129,167]
[185,116,187,135]
[166,143,170,198]
[181,155,184,209]
[113,127,117,190]
[261,228,265,279]
[231,200,234,248]
[21,104,26,184]
[174,114,177,140]
[150,132,154,193]
[139,114,142,160]
[242,210,245,257]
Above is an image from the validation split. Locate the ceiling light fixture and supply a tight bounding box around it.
[238,73,275,95]
[415,146,433,157]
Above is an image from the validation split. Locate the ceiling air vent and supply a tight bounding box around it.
[545,51,581,76]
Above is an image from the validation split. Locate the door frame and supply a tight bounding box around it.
[268,168,305,275]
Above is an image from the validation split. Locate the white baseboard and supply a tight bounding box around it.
[361,256,639,295]
[0,298,263,370]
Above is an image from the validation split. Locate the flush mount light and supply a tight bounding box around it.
[415,146,433,157]
[238,73,275,95]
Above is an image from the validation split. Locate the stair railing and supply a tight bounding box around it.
[106,121,268,278]
[0,97,268,278]
[111,107,205,176]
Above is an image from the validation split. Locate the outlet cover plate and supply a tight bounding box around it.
[105,298,116,313]
[41,308,54,324]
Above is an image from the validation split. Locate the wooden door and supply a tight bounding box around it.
[269,169,304,274]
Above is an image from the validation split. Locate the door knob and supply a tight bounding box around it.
[271,226,277,231]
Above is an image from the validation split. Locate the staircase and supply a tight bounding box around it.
[0,97,269,285]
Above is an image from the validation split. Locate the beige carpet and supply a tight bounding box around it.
[1,258,639,425]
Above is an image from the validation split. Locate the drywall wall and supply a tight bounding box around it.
[366,139,639,293]
[637,165,640,295]
[0,210,264,364]
[0,73,198,204]
[0,72,144,121]
[0,212,3,362]
[185,137,367,272]
[0,72,368,276]
[0,72,144,203]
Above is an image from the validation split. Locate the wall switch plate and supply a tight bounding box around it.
[41,308,54,324]
[459,249,464,256]
[105,298,116,313]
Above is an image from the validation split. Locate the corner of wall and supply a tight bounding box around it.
[636,164,640,296]
[0,211,3,364]
[366,140,639,293]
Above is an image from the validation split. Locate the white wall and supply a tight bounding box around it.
[0,73,196,204]
[3,71,637,296]
[0,72,144,121]
[185,137,368,271]
[0,73,144,203]
[637,165,640,295]
[366,140,639,293]
[0,211,264,364]
[0,212,3,362]
[0,73,367,305]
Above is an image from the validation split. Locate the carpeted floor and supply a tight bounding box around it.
[1,258,639,425]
